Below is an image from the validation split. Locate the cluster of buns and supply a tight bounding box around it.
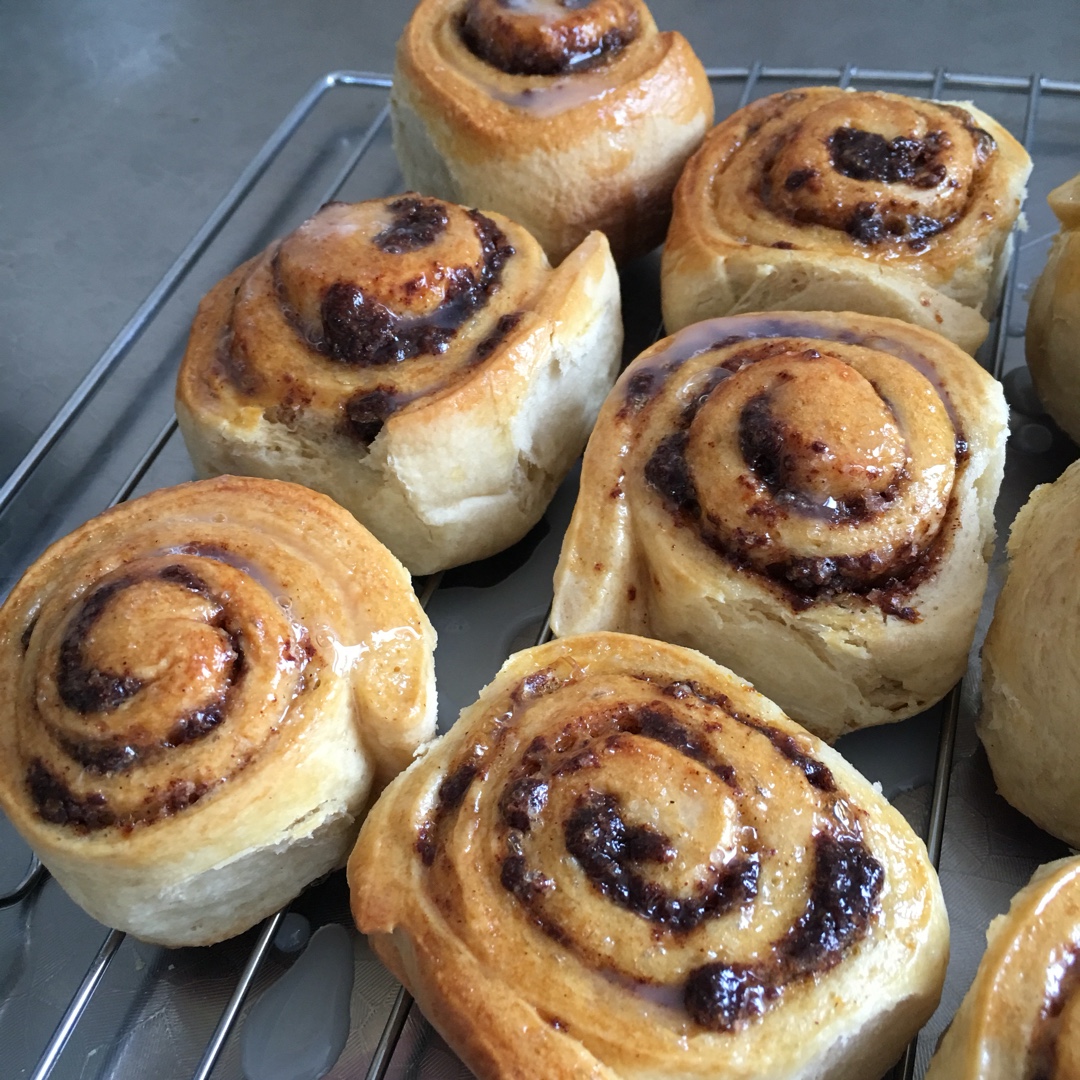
[9,2,1080,1077]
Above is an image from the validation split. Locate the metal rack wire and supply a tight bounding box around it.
[3,63,1078,1080]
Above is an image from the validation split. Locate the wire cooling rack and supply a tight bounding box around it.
[2,64,1079,1080]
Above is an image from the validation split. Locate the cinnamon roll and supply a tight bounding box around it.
[925,856,1080,1079]
[349,632,949,1080]
[391,0,713,264]
[1027,172,1080,442]
[176,195,621,575]
[551,311,1008,741]
[662,87,1031,354]
[0,476,436,947]
[980,459,1080,849]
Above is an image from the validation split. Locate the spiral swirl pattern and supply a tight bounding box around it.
[460,0,639,75]
[552,311,1007,740]
[662,87,1031,353]
[926,857,1080,1080]
[392,0,713,263]
[350,633,947,1079]
[0,476,436,945]
[176,195,622,574]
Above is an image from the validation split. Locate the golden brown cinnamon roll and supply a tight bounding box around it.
[551,311,1007,741]
[1027,173,1080,442]
[662,87,1031,354]
[0,476,436,947]
[980,459,1080,849]
[349,633,949,1080]
[925,857,1080,1079]
[391,0,713,264]
[176,196,621,574]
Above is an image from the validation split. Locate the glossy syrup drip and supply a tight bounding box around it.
[460,0,637,76]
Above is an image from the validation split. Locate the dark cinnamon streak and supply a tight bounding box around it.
[417,670,880,1030]
[342,386,398,446]
[1028,946,1080,1080]
[659,678,836,792]
[460,2,637,76]
[564,790,759,932]
[739,391,901,524]
[829,127,951,188]
[29,563,248,830]
[28,760,210,832]
[372,196,448,253]
[684,833,883,1030]
[295,207,514,368]
[639,344,958,615]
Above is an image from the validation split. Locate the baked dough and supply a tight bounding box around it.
[551,311,1008,741]
[0,476,436,947]
[662,87,1032,354]
[176,196,622,575]
[349,632,949,1080]
[980,459,1080,848]
[391,0,713,264]
[925,856,1080,1079]
[1027,172,1080,442]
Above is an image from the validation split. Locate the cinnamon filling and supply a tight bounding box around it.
[314,209,514,367]
[684,833,883,1031]
[635,331,961,616]
[459,0,638,76]
[416,670,882,1031]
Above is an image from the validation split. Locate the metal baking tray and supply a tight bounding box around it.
[2,64,1079,1080]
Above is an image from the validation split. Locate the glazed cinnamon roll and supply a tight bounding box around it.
[349,633,949,1080]
[980,459,1080,849]
[1027,172,1080,442]
[551,311,1008,741]
[925,857,1080,1079]
[176,195,621,574]
[0,476,436,947]
[391,0,713,264]
[662,87,1031,354]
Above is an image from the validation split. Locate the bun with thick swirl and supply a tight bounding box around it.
[0,476,436,947]
[176,195,621,575]
[349,632,948,1080]
[551,311,1007,741]
[391,0,713,264]
[1027,172,1080,442]
[980,459,1080,848]
[662,87,1031,354]
[925,856,1080,1079]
